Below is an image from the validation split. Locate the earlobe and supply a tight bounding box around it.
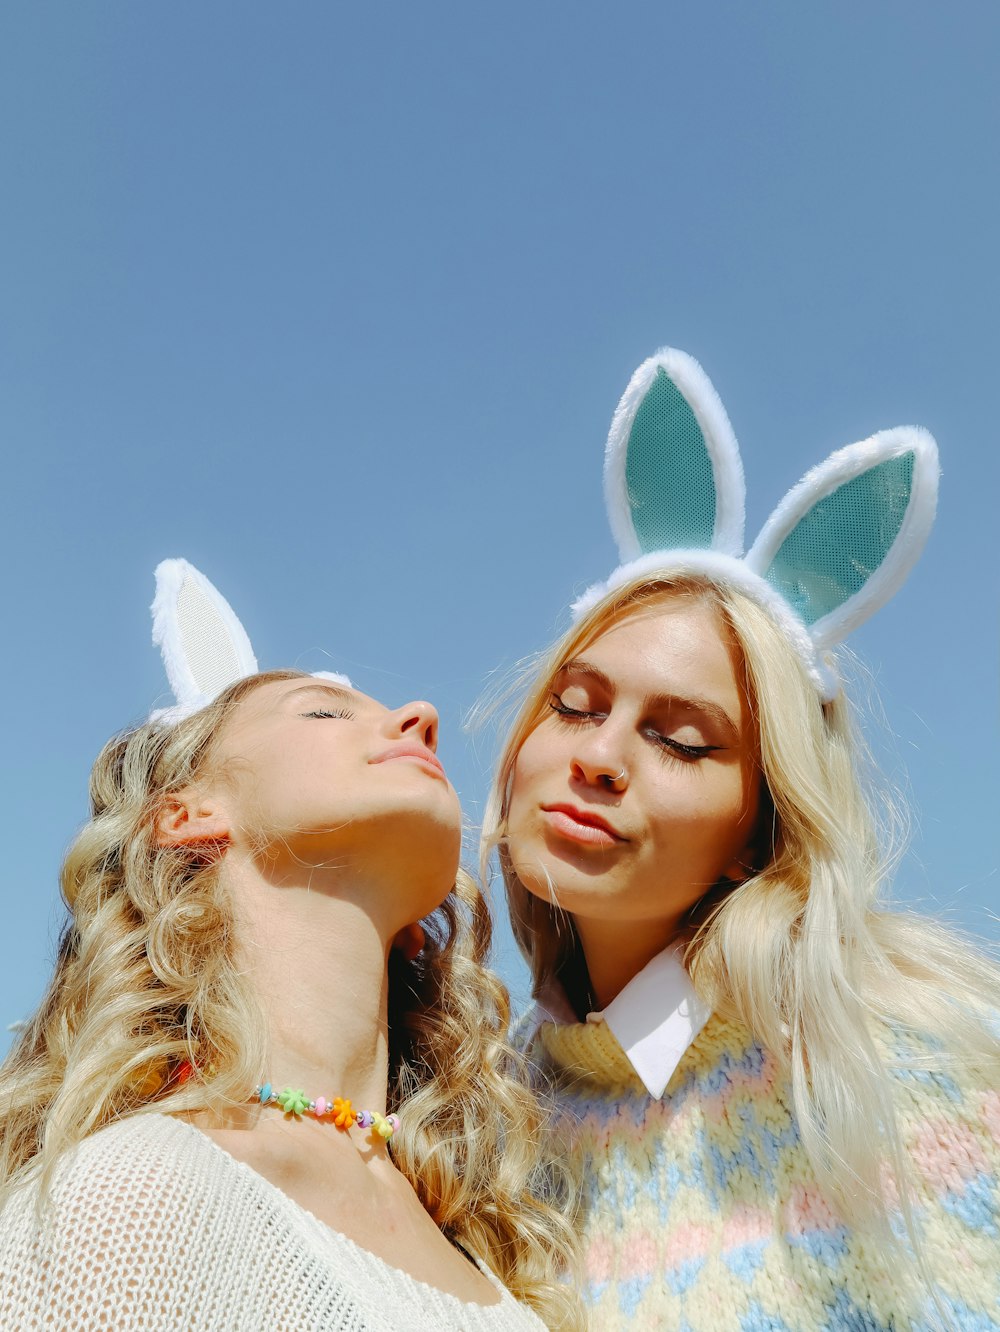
[155,794,231,850]
[723,859,755,886]
[724,832,771,885]
[391,922,426,963]
[722,837,763,886]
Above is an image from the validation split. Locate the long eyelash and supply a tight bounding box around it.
[302,708,355,720]
[548,694,597,722]
[651,734,719,762]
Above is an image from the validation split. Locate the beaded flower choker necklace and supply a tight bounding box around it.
[255,1083,399,1142]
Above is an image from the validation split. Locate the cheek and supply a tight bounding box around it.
[506,746,557,848]
[249,749,332,820]
[506,757,532,828]
[508,731,554,803]
[646,767,755,852]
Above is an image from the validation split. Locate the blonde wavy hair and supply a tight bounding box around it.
[0,671,583,1329]
[483,574,1000,1290]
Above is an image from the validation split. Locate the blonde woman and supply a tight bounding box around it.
[0,561,580,1331]
[484,351,1000,1329]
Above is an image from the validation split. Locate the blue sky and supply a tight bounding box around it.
[2,3,997,1047]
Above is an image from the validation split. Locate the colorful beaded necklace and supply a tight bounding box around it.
[254,1083,400,1142]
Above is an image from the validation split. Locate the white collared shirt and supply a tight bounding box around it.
[531,945,712,1099]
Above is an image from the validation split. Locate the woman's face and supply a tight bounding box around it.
[196,676,462,921]
[506,596,761,946]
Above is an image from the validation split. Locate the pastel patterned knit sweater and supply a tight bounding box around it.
[536,1011,1000,1330]
[0,1113,546,1331]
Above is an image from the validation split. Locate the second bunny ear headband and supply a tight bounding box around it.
[571,348,940,702]
[149,558,351,724]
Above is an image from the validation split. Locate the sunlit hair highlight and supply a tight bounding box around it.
[482,574,1000,1310]
[0,672,582,1328]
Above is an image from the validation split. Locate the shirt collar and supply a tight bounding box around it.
[532,945,712,1099]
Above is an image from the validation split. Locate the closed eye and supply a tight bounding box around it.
[650,732,720,761]
[301,709,355,720]
[550,694,719,761]
[549,693,604,723]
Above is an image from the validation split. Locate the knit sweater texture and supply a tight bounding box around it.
[535,1011,1000,1330]
[0,1113,546,1331]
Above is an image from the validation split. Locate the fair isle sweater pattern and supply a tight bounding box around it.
[536,1013,1000,1330]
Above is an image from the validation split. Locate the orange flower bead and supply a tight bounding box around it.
[332,1097,356,1129]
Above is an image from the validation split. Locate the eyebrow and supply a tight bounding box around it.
[285,682,360,708]
[557,658,740,740]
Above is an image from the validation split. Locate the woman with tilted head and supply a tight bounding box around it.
[484,350,1000,1329]
[0,560,581,1331]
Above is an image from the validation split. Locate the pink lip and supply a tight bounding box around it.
[369,743,447,780]
[541,804,626,847]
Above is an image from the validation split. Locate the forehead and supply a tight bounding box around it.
[571,599,743,700]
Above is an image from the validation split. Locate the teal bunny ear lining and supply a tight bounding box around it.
[759,453,914,626]
[626,369,717,548]
[746,427,939,650]
[604,349,745,562]
[577,349,937,703]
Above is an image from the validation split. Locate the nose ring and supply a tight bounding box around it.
[604,766,627,787]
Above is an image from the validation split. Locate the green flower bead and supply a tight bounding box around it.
[276,1087,311,1117]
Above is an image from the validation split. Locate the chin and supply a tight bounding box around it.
[390,820,462,888]
[396,798,462,846]
[403,779,461,821]
[514,849,633,918]
[408,854,464,918]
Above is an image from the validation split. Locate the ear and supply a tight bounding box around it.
[721,835,767,887]
[155,791,232,849]
[604,348,745,561]
[720,822,764,887]
[390,922,426,962]
[745,427,939,649]
[151,559,258,721]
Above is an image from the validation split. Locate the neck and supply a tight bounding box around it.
[573,912,681,1010]
[225,848,399,1115]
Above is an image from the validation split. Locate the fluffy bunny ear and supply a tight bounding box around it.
[151,559,258,718]
[604,348,745,561]
[745,427,939,649]
[312,668,354,689]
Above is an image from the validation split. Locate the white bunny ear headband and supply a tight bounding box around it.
[571,348,940,701]
[149,558,351,724]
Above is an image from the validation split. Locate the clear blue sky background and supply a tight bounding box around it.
[2,3,997,1051]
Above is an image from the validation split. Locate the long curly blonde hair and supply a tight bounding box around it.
[483,574,1000,1292]
[0,671,583,1329]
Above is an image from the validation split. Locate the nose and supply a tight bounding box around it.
[389,700,440,752]
[569,732,628,793]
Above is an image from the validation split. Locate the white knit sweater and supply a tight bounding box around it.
[0,1113,548,1331]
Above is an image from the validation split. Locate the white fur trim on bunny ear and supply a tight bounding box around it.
[746,426,939,651]
[151,559,258,720]
[604,348,745,562]
[311,669,354,689]
[575,347,938,705]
